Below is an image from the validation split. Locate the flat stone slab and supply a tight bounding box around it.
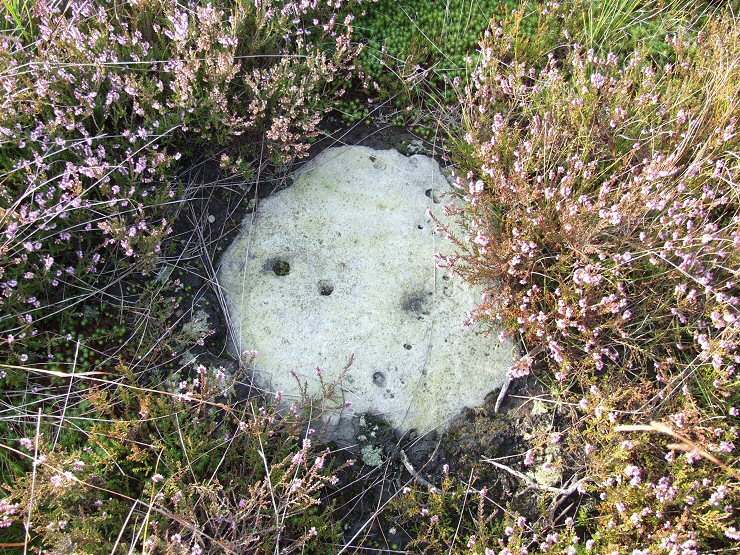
[218,146,514,439]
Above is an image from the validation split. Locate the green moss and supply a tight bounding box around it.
[341,0,540,128]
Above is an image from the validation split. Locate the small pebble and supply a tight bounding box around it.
[207,215,216,224]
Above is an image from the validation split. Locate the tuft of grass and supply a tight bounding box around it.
[0,0,35,42]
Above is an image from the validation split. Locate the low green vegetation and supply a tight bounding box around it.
[351,0,534,119]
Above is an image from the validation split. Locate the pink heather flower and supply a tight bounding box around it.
[709,486,728,506]
[725,527,740,541]
[19,438,33,450]
[308,527,318,537]
[151,473,164,483]
[523,449,535,467]
[591,72,607,89]
[717,441,734,453]
[420,508,429,516]
[624,465,641,486]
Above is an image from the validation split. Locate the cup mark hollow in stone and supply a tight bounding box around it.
[269,259,290,276]
[372,371,386,387]
[318,280,334,296]
[425,188,441,203]
[402,293,431,316]
[264,258,291,276]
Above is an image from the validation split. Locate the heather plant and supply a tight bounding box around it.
[0,0,362,373]
[0,0,368,550]
[388,471,505,554]
[0,359,350,553]
[432,6,739,552]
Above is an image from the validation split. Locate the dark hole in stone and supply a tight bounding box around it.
[417,224,424,230]
[402,294,429,315]
[369,155,376,162]
[372,371,386,387]
[425,188,441,203]
[318,280,334,296]
[272,259,290,276]
[442,275,450,281]
[404,344,412,350]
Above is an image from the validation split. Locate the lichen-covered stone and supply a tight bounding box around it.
[218,146,514,440]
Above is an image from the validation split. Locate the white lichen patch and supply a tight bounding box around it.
[360,445,385,467]
[218,146,515,440]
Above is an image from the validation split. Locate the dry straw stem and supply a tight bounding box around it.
[0,363,232,411]
[400,449,435,489]
[483,458,587,497]
[617,421,740,480]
